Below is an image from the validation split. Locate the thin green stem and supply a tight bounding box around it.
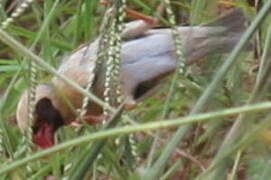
[68,104,124,179]
[145,2,271,178]
[229,150,242,180]
[199,3,271,179]
[198,114,271,179]
[0,28,114,113]
[1,101,271,175]
[147,0,186,167]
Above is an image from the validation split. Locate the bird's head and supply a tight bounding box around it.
[16,83,65,148]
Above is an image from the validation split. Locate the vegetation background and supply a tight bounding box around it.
[0,0,271,179]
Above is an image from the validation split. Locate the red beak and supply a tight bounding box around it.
[33,122,55,148]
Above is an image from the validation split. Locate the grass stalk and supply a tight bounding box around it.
[199,3,271,179]
[68,104,124,179]
[145,1,271,178]
[1,101,271,175]
[0,28,113,112]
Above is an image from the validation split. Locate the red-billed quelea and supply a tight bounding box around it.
[16,9,247,148]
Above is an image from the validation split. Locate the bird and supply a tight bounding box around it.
[16,9,247,148]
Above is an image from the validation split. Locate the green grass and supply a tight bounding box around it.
[0,0,271,179]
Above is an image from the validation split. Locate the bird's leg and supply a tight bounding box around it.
[122,13,159,40]
[101,0,159,24]
[100,0,159,25]
[82,114,107,124]
[71,114,107,128]
[100,0,109,6]
[123,8,159,39]
[125,8,159,25]
[100,0,159,39]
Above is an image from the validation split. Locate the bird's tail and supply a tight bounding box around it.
[180,8,249,64]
